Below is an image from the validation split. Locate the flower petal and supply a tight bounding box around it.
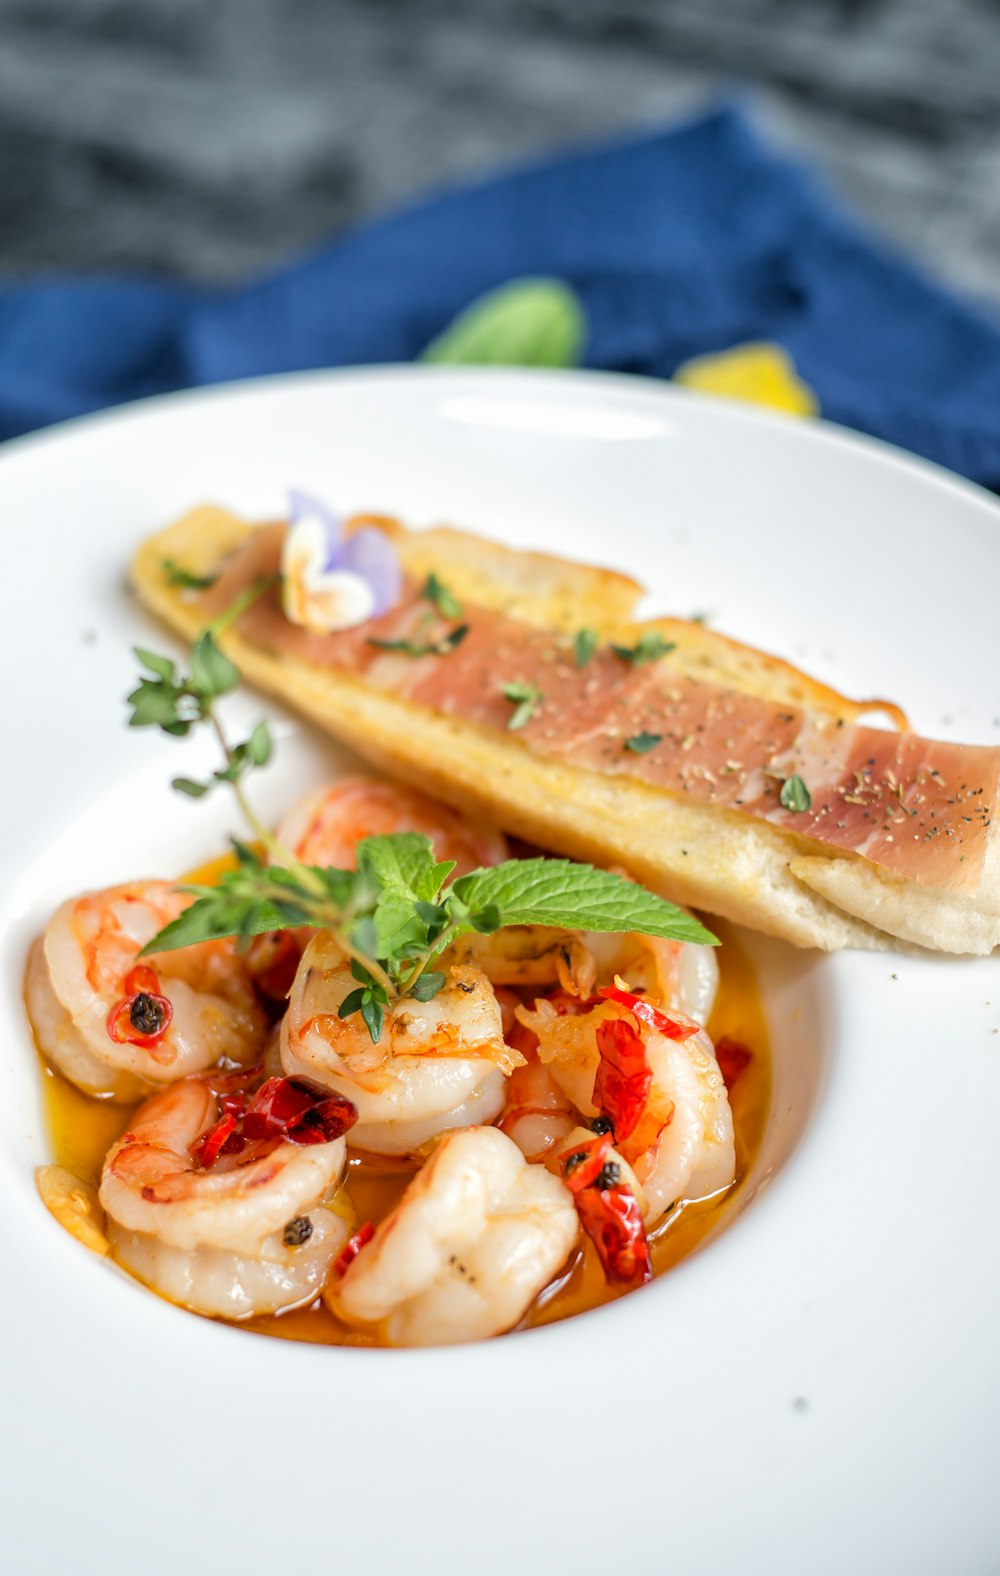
[337,527,403,615]
[288,489,344,569]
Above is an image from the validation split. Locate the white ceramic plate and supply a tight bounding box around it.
[2,368,998,1576]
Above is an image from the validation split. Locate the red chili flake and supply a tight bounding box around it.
[333,1220,375,1279]
[575,1185,652,1288]
[201,1062,264,1095]
[594,1017,651,1143]
[244,930,301,1002]
[558,1131,613,1193]
[715,1036,753,1091]
[597,984,700,1041]
[242,1077,358,1146]
[106,964,174,1049]
[192,1113,243,1168]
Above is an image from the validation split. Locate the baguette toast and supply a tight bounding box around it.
[131,506,1000,955]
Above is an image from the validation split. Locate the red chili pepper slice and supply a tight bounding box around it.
[192,1113,241,1168]
[596,985,700,1041]
[122,965,161,996]
[242,1077,358,1146]
[594,1017,652,1143]
[333,1220,375,1279]
[715,1036,752,1090]
[575,1184,652,1288]
[558,1131,613,1193]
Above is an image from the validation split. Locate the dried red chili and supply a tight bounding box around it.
[575,1184,652,1288]
[715,1036,752,1091]
[333,1220,375,1279]
[106,963,173,1049]
[242,1077,358,1146]
[594,1017,652,1143]
[192,1113,244,1168]
[558,1131,613,1193]
[597,984,700,1041]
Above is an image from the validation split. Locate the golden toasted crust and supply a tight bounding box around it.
[130,507,999,955]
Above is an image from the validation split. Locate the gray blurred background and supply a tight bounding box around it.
[1,0,998,306]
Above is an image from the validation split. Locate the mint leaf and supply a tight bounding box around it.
[356,833,454,903]
[451,859,718,945]
[420,278,586,369]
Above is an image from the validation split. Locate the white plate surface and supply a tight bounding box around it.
[1,368,998,1576]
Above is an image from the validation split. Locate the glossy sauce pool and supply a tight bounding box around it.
[37,902,770,1347]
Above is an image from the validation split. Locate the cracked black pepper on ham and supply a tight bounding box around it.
[131,505,1000,955]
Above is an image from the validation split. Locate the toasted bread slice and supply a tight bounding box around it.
[131,508,1000,954]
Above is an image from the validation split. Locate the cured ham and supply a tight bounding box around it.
[202,525,998,899]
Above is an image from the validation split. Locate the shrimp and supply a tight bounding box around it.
[276,776,508,876]
[498,1025,578,1162]
[451,922,718,1024]
[518,997,735,1224]
[26,881,268,1100]
[100,1079,350,1319]
[331,1126,578,1346]
[281,930,517,1155]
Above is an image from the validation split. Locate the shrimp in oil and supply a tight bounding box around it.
[281,930,518,1155]
[100,1077,350,1319]
[518,995,735,1224]
[26,881,268,1100]
[331,1126,578,1346]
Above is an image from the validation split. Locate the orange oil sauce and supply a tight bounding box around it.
[35,852,769,1346]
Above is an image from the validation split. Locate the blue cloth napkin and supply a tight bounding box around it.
[2,103,999,489]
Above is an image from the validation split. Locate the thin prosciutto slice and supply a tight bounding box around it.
[201,526,998,898]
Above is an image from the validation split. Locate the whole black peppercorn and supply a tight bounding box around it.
[596,1162,621,1189]
[590,1116,614,1136]
[129,992,165,1035]
[283,1216,313,1247]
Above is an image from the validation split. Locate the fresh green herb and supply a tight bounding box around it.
[127,612,719,1041]
[780,774,812,812]
[573,628,598,669]
[610,632,676,667]
[624,731,663,754]
[420,572,463,621]
[502,681,543,730]
[162,558,218,591]
[419,278,586,369]
[368,624,469,658]
[689,612,713,626]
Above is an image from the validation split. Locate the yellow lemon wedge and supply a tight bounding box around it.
[674,341,818,417]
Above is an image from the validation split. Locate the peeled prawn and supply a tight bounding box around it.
[276,776,508,876]
[281,931,514,1155]
[519,997,735,1223]
[26,881,267,1100]
[100,1078,350,1318]
[331,1126,578,1346]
